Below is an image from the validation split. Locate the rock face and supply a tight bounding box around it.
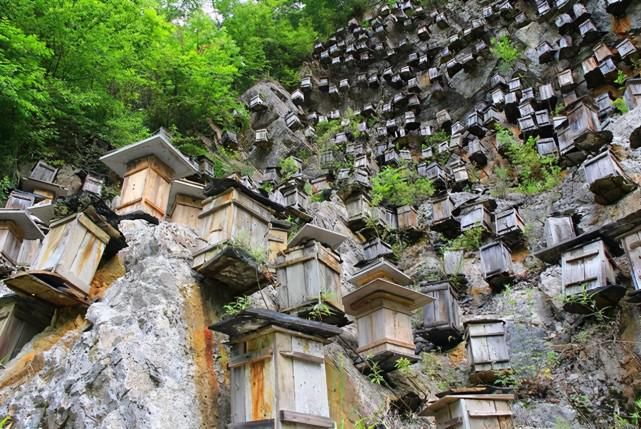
[0,221,219,428]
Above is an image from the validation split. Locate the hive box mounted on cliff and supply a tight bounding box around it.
[560,239,625,313]
[418,280,463,348]
[495,208,526,249]
[421,392,515,429]
[480,241,513,291]
[582,150,635,205]
[430,195,460,238]
[193,183,279,298]
[100,129,197,220]
[276,224,348,326]
[210,309,341,429]
[166,179,205,230]
[345,261,430,371]
[5,211,118,307]
[19,161,67,203]
[464,319,511,384]
[0,294,54,361]
[0,210,45,275]
[620,228,641,301]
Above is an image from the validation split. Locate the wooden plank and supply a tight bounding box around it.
[279,410,333,427]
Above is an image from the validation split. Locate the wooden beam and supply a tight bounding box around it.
[279,410,333,428]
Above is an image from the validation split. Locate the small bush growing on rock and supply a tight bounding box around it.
[394,357,412,375]
[491,35,520,73]
[615,70,627,86]
[279,156,299,179]
[446,226,484,252]
[423,130,449,147]
[367,360,385,384]
[222,295,251,317]
[371,166,434,207]
[496,126,561,194]
[613,97,629,114]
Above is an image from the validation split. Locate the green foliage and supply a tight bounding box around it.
[613,97,629,114]
[367,359,385,385]
[490,35,520,73]
[303,182,313,195]
[424,130,449,147]
[446,227,483,252]
[614,398,641,428]
[230,230,268,266]
[261,181,274,193]
[308,290,336,320]
[615,70,627,86]
[371,166,434,207]
[1,1,244,173]
[490,166,511,197]
[222,295,251,317]
[0,177,12,206]
[394,357,412,376]
[496,126,561,194]
[279,156,299,179]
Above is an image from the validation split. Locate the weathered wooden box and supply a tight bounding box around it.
[276,225,347,325]
[0,295,54,361]
[167,179,204,230]
[480,241,513,290]
[459,204,493,234]
[421,393,515,429]
[467,138,488,167]
[544,216,575,247]
[5,191,38,210]
[431,196,460,238]
[464,319,511,382]
[621,229,641,293]
[198,187,272,249]
[29,161,58,184]
[397,205,419,231]
[561,240,624,312]
[0,210,44,272]
[419,280,463,347]
[344,271,431,371]
[100,131,197,220]
[495,208,525,248]
[345,193,378,230]
[6,211,116,307]
[624,78,641,111]
[583,150,635,205]
[210,309,340,429]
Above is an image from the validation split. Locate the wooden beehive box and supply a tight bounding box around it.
[167,179,205,231]
[397,205,418,231]
[495,208,525,248]
[198,186,272,249]
[345,192,377,230]
[29,161,58,184]
[6,211,118,307]
[210,309,340,429]
[0,294,54,361]
[276,224,347,325]
[621,229,641,292]
[583,150,635,205]
[343,274,431,371]
[480,241,513,290]
[624,78,641,110]
[362,238,394,264]
[421,393,515,429]
[537,138,558,157]
[81,173,104,195]
[561,240,624,312]
[419,280,463,347]
[100,131,197,220]
[543,216,576,248]
[459,203,493,234]
[4,191,38,210]
[0,210,45,274]
[464,319,511,381]
[431,196,460,238]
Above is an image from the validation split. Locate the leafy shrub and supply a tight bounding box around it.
[496,126,561,194]
[491,35,520,73]
[223,295,251,317]
[424,130,449,147]
[367,359,385,384]
[279,156,299,179]
[0,177,12,206]
[613,97,629,114]
[371,166,434,207]
[394,357,412,376]
[446,226,484,251]
[315,120,342,148]
[615,70,627,86]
